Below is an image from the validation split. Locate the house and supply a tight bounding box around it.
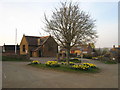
[2,44,20,54]
[110,45,120,62]
[110,45,120,52]
[60,43,95,56]
[20,35,58,57]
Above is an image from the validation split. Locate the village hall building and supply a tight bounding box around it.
[20,35,58,57]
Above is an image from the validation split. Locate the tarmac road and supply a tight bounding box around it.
[2,60,118,88]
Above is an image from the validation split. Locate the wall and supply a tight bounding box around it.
[20,36,29,55]
[42,37,58,57]
[32,51,39,57]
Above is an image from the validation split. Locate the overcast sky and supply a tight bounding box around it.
[0,0,119,48]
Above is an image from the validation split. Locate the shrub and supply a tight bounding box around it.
[104,60,117,64]
[46,61,60,67]
[83,54,92,59]
[31,60,41,64]
[92,56,104,60]
[69,53,77,57]
[69,58,81,63]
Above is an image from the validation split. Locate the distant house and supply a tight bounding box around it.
[110,45,120,61]
[20,35,58,57]
[2,44,20,54]
[60,43,95,56]
[110,45,120,53]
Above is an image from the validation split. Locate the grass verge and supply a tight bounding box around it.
[104,60,117,64]
[28,63,100,73]
[2,56,30,62]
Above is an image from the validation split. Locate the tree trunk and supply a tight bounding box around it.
[66,48,70,65]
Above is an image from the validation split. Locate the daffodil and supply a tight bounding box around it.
[83,63,96,68]
[31,60,40,64]
[45,61,60,67]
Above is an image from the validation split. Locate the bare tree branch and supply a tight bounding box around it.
[43,1,98,64]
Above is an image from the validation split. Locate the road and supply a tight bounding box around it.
[2,59,118,88]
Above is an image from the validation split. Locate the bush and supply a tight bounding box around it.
[104,60,117,64]
[101,57,110,61]
[83,54,92,59]
[94,56,118,64]
[69,53,77,57]
[70,58,81,63]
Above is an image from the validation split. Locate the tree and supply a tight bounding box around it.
[44,2,97,64]
[94,48,109,57]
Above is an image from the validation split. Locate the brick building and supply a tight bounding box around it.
[20,35,58,57]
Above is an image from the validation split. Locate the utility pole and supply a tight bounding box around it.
[15,28,17,54]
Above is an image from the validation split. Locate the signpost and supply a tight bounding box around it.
[80,48,83,61]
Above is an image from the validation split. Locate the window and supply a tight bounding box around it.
[23,45,25,52]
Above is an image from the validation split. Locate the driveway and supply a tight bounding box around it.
[2,58,118,88]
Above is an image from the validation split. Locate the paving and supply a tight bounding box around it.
[2,58,118,88]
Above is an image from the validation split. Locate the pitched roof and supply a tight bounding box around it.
[25,36,49,46]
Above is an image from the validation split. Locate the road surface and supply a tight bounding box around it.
[2,59,118,88]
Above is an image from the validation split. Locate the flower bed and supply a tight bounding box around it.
[71,63,97,70]
[45,61,60,67]
[72,64,90,70]
[29,61,99,73]
[83,63,96,68]
[61,62,74,65]
[31,60,41,64]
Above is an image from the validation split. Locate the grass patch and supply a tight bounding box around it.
[28,63,100,73]
[2,56,30,62]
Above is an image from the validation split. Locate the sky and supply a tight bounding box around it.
[0,0,119,48]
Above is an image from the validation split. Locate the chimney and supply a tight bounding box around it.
[113,45,115,48]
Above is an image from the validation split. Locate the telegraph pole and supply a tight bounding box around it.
[15,28,17,54]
